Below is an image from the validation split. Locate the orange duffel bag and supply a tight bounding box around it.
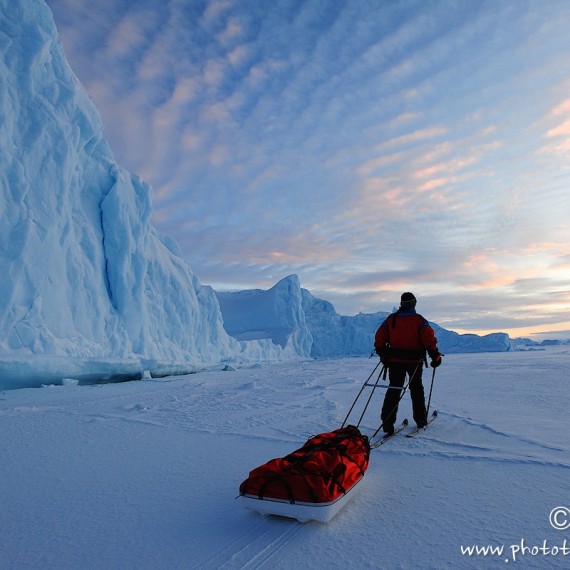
[239,425,370,504]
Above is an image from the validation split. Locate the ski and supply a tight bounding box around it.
[370,419,408,448]
[405,410,438,438]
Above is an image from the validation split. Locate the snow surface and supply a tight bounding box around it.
[1,346,568,569]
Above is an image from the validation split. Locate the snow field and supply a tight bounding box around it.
[1,347,568,569]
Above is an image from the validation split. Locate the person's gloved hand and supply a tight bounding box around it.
[428,349,442,368]
[430,354,441,368]
[375,347,389,365]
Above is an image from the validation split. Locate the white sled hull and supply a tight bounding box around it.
[239,475,365,523]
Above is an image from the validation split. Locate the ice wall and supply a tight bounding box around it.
[432,325,513,353]
[217,279,514,358]
[300,289,388,356]
[215,275,313,357]
[300,287,514,356]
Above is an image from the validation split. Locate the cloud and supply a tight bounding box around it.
[547,118,570,138]
[201,0,233,27]
[105,10,155,59]
[552,99,570,116]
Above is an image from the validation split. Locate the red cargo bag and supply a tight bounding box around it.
[239,425,370,505]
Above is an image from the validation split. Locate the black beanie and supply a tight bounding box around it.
[400,292,417,307]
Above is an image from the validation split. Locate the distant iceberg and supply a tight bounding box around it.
[215,275,312,357]
[217,275,515,357]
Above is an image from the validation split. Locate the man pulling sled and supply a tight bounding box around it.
[238,292,443,522]
[374,292,443,435]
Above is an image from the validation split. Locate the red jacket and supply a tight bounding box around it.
[374,307,438,363]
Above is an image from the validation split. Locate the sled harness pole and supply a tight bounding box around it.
[341,360,383,428]
[355,362,385,429]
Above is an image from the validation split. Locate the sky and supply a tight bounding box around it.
[44,0,570,340]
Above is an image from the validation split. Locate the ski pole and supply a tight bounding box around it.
[426,367,437,416]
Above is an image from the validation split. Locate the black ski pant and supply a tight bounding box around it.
[381,361,427,429]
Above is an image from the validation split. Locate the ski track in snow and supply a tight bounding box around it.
[440,410,567,452]
[195,517,305,569]
[376,410,570,471]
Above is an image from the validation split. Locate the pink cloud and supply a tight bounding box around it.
[551,98,570,115]
[377,126,448,151]
[356,151,408,177]
[536,96,570,155]
[359,178,411,209]
[413,165,446,179]
[547,118,570,138]
[417,177,448,192]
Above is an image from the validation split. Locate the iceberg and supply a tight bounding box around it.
[215,275,312,357]
[217,276,515,357]
[301,288,388,356]
[300,288,513,356]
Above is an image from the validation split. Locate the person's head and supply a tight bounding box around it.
[400,292,417,308]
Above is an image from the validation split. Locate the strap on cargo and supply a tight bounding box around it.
[257,476,296,504]
[288,432,368,478]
